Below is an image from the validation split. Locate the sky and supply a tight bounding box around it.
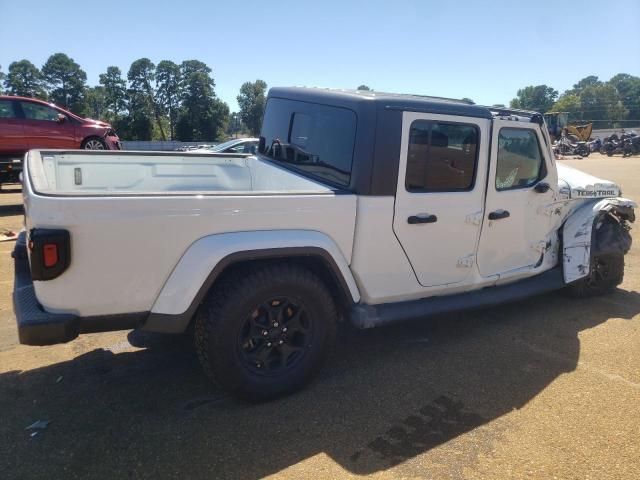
[1,0,639,112]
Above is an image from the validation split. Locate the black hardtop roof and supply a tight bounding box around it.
[268,86,541,120]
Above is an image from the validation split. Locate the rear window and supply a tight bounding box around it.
[259,98,356,187]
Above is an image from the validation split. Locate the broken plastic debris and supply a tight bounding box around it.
[0,229,17,242]
[30,432,39,438]
[55,376,63,384]
[25,420,50,431]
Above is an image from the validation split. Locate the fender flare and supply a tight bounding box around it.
[562,197,635,283]
[144,230,360,333]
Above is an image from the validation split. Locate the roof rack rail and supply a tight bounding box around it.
[487,106,544,125]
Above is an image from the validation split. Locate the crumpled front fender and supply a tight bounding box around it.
[562,197,636,283]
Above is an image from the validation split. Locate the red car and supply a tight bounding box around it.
[0,95,121,184]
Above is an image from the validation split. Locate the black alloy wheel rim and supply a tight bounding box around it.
[586,256,610,288]
[237,297,313,375]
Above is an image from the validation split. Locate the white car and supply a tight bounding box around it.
[13,87,635,400]
[189,138,259,155]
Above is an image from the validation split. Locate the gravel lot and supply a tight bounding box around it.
[1,154,639,480]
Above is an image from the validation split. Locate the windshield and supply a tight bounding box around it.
[211,139,243,151]
[259,98,356,187]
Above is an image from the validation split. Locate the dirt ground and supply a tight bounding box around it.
[1,153,639,480]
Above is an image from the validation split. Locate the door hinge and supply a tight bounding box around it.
[457,254,475,268]
[465,211,483,225]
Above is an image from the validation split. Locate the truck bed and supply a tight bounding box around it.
[27,150,338,196]
[23,150,357,318]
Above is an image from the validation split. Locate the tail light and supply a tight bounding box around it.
[28,229,71,281]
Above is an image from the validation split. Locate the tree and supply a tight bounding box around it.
[0,65,5,94]
[510,85,558,113]
[127,58,162,140]
[156,60,182,140]
[5,60,46,98]
[99,66,127,118]
[570,76,602,95]
[551,93,583,121]
[127,58,167,140]
[461,97,475,104]
[357,85,371,91]
[41,53,87,112]
[237,79,267,136]
[579,84,627,128]
[83,86,107,120]
[177,60,228,141]
[608,73,640,126]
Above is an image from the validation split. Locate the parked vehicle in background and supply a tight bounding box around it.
[596,131,639,157]
[553,134,590,157]
[0,95,121,185]
[189,138,259,154]
[13,87,635,401]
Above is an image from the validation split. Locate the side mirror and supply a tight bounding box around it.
[534,182,550,193]
[56,114,66,124]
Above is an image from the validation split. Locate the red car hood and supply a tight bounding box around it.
[83,119,111,128]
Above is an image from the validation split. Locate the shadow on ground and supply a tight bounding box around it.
[0,204,23,218]
[1,289,639,479]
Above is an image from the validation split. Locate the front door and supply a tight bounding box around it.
[18,100,77,149]
[476,120,556,277]
[393,112,490,287]
[0,99,25,154]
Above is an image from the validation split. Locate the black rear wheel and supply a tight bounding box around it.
[194,263,337,401]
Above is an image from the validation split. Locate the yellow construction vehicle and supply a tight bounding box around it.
[544,112,593,142]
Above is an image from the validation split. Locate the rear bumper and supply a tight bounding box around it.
[12,232,80,345]
[12,232,147,346]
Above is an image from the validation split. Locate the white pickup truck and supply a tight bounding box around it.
[13,87,635,400]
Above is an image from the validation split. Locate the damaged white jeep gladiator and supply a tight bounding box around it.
[14,87,635,400]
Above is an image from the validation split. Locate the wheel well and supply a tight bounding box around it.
[209,256,353,321]
[593,212,632,256]
[81,135,104,146]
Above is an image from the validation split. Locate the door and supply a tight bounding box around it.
[393,112,490,287]
[476,120,556,277]
[0,99,26,154]
[18,100,77,149]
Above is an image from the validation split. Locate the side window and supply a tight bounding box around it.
[243,141,258,154]
[406,121,479,192]
[496,128,544,190]
[0,100,16,119]
[227,144,245,153]
[21,102,61,122]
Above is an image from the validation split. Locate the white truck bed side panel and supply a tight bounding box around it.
[27,192,357,317]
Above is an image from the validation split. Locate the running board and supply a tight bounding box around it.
[350,267,564,329]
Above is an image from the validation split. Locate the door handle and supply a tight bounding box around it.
[408,214,438,224]
[488,210,510,220]
[534,182,550,193]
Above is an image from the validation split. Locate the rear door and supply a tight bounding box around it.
[0,99,26,154]
[393,112,490,287]
[18,100,77,149]
[476,120,556,277]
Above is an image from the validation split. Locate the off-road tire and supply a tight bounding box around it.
[194,263,337,401]
[566,253,624,297]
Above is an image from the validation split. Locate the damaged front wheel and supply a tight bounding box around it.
[566,253,624,297]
